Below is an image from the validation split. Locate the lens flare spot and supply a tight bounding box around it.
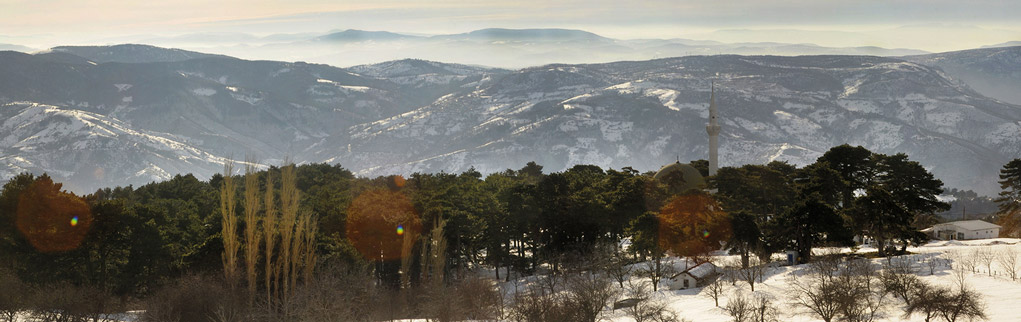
[346,188,421,261]
[702,229,710,239]
[15,177,92,253]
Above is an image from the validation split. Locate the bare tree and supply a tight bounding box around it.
[749,294,780,322]
[789,273,841,322]
[623,281,684,322]
[564,273,620,322]
[906,282,987,322]
[790,258,887,322]
[598,243,634,289]
[723,290,752,322]
[737,258,767,292]
[925,255,939,276]
[702,276,726,307]
[948,250,975,273]
[638,256,675,292]
[947,251,972,290]
[721,258,741,286]
[880,258,922,306]
[974,248,995,276]
[835,259,886,322]
[902,282,943,322]
[939,287,986,322]
[997,246,1019,281]
[0,269,25,322]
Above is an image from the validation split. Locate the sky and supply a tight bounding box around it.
[1,0,1019,52]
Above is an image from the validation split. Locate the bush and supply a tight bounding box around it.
[285,265,379,322]
[418,276,503,322]
[508,280,572,322]
[25,282,119,322]
[0,269,25,322]
[142,274,245,322]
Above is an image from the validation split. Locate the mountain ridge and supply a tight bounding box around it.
[1,44,1018,196]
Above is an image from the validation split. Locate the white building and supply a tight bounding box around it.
[927,220,1001,240]
[665,262,719,290]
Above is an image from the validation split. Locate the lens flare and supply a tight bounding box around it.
[702,229,710,239]
[346,188,421,260]
[16,177,92,253]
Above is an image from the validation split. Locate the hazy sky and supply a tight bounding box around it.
[2,0,1019,51]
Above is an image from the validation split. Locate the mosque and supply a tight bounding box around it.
[653,84,720,191]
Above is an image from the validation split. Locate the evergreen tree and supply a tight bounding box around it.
[997,159,1021,237]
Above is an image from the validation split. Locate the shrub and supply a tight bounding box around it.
[26,282,118,322]
[142,274,245,322]
[0,269,26,322]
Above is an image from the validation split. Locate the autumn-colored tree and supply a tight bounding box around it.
[243,162,262,304]
[262,171,277,306]
[279,164,298,300]
[220,161,239,287]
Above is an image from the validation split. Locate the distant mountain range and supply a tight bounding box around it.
[1,44,1019,196]
[905,46,1021,105]
[5,28,942,69]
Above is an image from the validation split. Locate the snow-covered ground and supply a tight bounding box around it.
[13,239,1019,321]
[592,238,1021,322]
[489,238,1020,322]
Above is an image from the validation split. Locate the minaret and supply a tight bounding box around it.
[706,82,720,176]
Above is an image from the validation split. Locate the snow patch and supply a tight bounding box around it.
[192,88,216,96]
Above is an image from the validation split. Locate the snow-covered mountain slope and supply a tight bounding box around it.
[1,45,1018,195]
[0,50,488,167]
[0,102,230,192]
[904,46,1021,105]
[330,55,1021,196]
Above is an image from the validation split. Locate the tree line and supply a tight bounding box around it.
[0,144,1019,301]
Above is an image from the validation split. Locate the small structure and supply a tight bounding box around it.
[613,298,642,310]
[927,220,1001,240]
[665,262,720,290]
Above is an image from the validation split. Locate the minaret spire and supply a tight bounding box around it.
[706,81,720,176]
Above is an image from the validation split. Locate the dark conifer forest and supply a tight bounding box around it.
[1,145,1018,321]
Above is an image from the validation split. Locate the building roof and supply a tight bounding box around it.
[935,220,1001,231]
[653,162,705,191]
[672,262,718,279]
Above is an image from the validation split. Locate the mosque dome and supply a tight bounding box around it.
[653,162,706,192]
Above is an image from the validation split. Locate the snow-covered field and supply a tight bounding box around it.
[587,238,1021,322]
[13,239,1019,321]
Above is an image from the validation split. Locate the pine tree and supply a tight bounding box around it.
[997,159,1021,237]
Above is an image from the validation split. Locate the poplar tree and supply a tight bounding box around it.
[220,161,239,287]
